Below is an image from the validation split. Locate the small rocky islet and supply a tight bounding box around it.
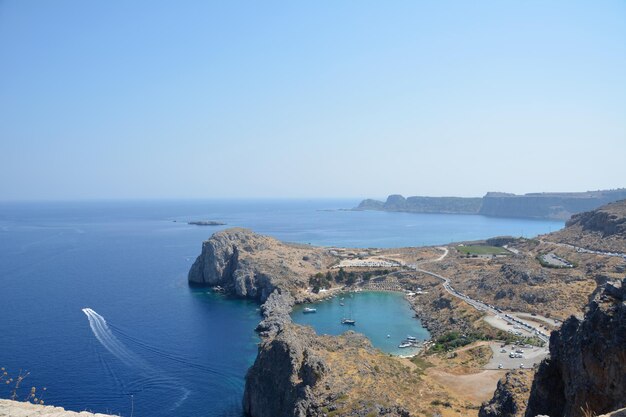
[187,220,227,226]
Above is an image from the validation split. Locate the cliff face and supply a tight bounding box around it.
[524,278,626,417]
[243,323,433,417]
[479,191,626,220]
[243,324,327,417]
[355,189,626,220]
[355,194,482,214]
[188,228,331,302]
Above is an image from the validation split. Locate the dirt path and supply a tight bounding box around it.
[427,368,505,403]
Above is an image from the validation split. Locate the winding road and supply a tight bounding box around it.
[539,239,626,259]
[407,247,550,344]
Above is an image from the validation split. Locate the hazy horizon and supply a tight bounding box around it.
[2,1,625,201]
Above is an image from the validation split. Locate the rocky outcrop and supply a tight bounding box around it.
[188,228,331,302]
[356,199,385,210]
[546,200,626,253]
[479,370,533,417]
[255,290,295,337]
[565,200,626,238]
[499,264,547,286]
[524,278,626,417]
[0,399,116,416]
[243,324,422,417]
[243,325,327,417]
[410,284,481,338]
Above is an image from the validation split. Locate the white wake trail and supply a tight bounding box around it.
[82,308,145,368]
[82,308,191,411]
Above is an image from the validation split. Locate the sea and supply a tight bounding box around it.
[0,199,563,417]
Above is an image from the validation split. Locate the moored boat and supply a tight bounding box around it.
[303,307,317,313]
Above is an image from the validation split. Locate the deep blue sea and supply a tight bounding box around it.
[0,200,563,416]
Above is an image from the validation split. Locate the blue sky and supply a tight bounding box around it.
[1,1,625,200]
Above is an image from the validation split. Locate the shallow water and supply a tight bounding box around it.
[292,291,430,356]
[0,199,562,416]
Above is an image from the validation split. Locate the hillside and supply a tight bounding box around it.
[546,199,626,253]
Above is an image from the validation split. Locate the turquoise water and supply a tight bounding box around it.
[292,291,430,356]
[0,199,562,416]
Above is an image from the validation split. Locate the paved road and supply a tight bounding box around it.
[539,239,626,259]
[407,247,550,344]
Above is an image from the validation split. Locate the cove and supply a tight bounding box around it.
[291,291,430,356]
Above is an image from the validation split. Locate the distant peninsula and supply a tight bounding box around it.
[188,220,227,226]
[355,188,626,220]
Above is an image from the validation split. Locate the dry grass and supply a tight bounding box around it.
[0,367,46,405]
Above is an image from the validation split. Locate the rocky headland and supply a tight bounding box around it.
[188,228,334,302]
[355,190,626,220]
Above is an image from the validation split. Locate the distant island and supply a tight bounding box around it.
[355,188,626,220]
[188,220,227,226]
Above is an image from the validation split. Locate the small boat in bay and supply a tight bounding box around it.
[398,341,413,348]
[303,307,317,313]
[341,318,356,325]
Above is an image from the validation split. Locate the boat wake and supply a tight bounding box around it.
[82,307,192,412]
[82,308,147,369]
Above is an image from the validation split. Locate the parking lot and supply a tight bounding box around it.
[484,342,549,370]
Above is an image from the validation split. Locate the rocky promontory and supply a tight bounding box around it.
[478,370,533,417]
[243,323,444,417]
[355,189,626,220]
[188,228,333,302]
